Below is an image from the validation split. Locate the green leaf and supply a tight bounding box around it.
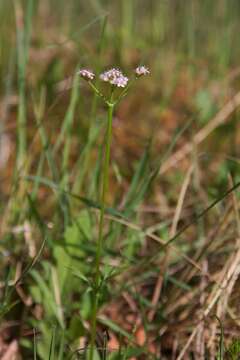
[30,268,64,328]
[68,317,85,340]
[53,245,71,292]
[24,175,125,218]
[124,143,150,212]
[195,89,216,124]
[98,317,132,340]
[64,210,92,257]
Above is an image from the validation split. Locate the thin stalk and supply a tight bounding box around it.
[73,16,107,195]
[14,0,33,169]
[60,72,80,188]
[121,0,134,48]
[89,102,114,360]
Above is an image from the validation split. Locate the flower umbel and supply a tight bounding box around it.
[78,65,150,106]
[78,69,95,81]
[100,68,129,88]
[135,65,150,77]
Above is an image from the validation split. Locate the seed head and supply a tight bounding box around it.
[135,65,150,77]
[78,69,95,81]
[100,68,129,88]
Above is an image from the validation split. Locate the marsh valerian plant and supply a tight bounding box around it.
[78,65,149,359]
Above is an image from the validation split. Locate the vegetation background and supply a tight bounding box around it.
[1,0,240,358]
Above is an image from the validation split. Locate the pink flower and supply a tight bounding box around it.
[135,65,150,77]
[78,69,95,81]
[100,68,129,88]
[110,75,128,88]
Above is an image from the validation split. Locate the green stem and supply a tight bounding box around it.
[89,103,114,359]
[15,0,33,170]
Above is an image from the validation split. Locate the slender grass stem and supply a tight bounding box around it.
[14,0,33,170]
[89,102,114,360]
[73,17,107,195]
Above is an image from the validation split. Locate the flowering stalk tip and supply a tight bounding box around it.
[78,69,95,81]
[78,65,150,107]
[135,65,150,77]
[100,68,129,88]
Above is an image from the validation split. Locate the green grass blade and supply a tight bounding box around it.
[215,315,224,360]
[123,141,151,210]
[54,70,80,155]
[48,326,56,360]
[33,89,70,224]
[34,328,37,360]
[73,15,108,196]
[25,175,125,218]
[14,0,34,168]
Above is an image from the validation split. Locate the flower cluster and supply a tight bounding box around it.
[78,69,95,81]
[78,65,149,89]
[100,68,129,88]
[135,65,150,77]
